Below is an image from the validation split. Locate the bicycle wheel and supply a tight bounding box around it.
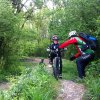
[53,57,60,80]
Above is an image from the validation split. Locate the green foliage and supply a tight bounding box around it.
[0,63,24,83]
[48,0,100,58]
[0,0,22,69]
[0,65,58,100]
[83,60,100,100]
[62,60,77,80]
[17,7,51,57]
[34,0,44,9]
[0,1,99,99]
[19,34,50,57]
[32,39,50,57]
[0,71,8,82]
[49,0,100,34]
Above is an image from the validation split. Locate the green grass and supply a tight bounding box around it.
[83,60,100,100]
[0,64,24,83]
[62,59,78,80]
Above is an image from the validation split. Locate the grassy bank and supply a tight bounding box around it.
[0,64,58,100]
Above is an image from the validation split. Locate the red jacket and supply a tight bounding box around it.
[59,37,84,58]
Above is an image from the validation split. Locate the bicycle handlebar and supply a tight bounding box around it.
[46,48,67,52]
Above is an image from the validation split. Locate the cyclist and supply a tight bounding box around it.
[59,31,95,79]
[47,35,62,78]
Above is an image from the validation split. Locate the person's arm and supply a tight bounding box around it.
[59,37,82,60]
[74,45,81,58]
[69,45,81,61]
[59,37,77,49]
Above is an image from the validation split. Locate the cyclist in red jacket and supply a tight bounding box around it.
[59,31,95,79]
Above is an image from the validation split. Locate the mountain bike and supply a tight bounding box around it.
[47,48,67,80]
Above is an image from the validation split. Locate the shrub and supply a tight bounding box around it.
[83,59,100,100]
[0,0,22,69]
[0,64,58,100]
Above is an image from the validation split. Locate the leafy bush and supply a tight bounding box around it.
[0,64,58,100]
[19,37,50,57]
[83,60,100,100]
[0,0,22,69]
[32,39,50,57]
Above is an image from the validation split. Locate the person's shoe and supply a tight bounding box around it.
[59,74,62,79]
[75,77,83,82]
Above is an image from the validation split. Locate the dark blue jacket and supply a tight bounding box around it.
[49,43,61,57]
[50,43,59,50]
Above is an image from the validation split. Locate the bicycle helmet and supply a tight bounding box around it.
[52,35,58,40]
[68,30,77,38]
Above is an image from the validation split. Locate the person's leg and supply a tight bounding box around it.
[76,54,94,78]
[49,52,54,64]
[76,58,84,78]
[82,54,94,77]
[82,61,89,77]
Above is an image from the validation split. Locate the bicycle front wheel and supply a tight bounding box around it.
[53,57,60,80]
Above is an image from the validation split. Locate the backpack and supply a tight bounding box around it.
[79,32,97,51]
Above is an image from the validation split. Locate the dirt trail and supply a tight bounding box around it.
[0,82,10,90]
[32,58,85,100]
[56,80,85,100]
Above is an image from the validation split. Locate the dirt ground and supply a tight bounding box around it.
[0,82,10,90]
[56,80,85,100]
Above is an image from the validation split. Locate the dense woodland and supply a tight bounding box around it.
[0,0,100,100]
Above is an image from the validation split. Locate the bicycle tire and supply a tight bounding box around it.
[53,57,60,80]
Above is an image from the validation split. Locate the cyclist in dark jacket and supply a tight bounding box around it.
[48,35,62,77]
[59,31,95,79]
